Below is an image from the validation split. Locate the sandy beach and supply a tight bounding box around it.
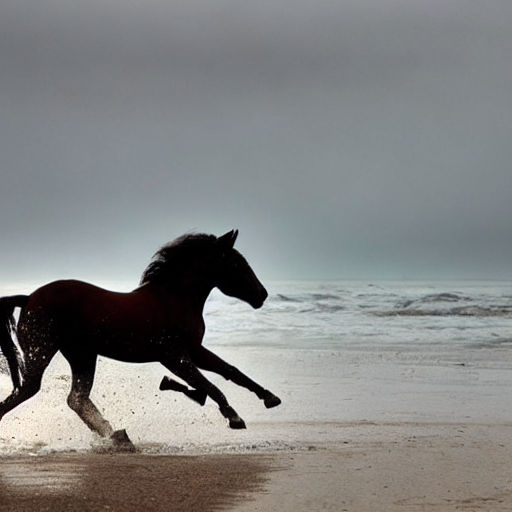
[0,451,269,512]
[236,423,512,512]
[1,422,512,511]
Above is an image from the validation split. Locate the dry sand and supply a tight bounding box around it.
[1,423,512,511]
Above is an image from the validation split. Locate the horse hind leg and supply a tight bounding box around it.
[0,370,45,420]
[0,346,57,421]
[65,355,112,436]
[64,354,135,452]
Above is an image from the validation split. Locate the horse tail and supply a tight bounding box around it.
[0,295,29,390]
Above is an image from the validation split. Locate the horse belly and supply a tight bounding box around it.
[85,309,198,364]
[81,323,168,363]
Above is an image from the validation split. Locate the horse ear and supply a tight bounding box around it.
[217,229,238,249]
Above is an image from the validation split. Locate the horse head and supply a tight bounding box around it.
[215,230,268,309]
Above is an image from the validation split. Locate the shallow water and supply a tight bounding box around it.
[1,280,512,455]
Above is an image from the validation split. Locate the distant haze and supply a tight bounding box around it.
[1,1,511,284]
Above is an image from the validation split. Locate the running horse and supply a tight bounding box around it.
[0,230,281,451]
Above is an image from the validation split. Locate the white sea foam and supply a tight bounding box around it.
[0,280,512,455]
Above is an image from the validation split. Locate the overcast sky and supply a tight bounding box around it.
[1,1,511,285]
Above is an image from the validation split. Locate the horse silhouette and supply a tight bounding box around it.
[0,230,280,450]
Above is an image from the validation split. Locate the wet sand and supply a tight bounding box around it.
[0,453,270,512]
[1,423,512,511]
[236,423,512,512]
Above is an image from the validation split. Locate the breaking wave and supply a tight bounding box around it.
[376,306,512,318]
[378,291,512,318]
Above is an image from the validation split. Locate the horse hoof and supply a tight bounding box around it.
[229,417,247,430]
[159,376,170,391]
[264,394,282,409]
[111,429,137,452]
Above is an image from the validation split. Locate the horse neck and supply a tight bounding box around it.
[159,274,215,311]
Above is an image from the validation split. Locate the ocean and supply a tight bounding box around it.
[0,279,512,454]
[206,280,512,351]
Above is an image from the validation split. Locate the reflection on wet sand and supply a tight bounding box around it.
[0,453,270,512]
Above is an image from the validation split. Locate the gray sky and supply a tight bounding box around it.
[1,1,511,284]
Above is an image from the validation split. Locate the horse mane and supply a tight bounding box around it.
[140,233,217,285]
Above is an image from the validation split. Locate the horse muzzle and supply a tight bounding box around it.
[251,287,268,309]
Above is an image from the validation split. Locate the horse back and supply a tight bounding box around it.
[25,279,133,318]
[19,280,205,359]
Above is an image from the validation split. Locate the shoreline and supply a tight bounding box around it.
[1,423,512,511]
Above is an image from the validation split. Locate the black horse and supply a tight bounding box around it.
[0,230,280,450]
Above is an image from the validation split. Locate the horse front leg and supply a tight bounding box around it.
[159,377,207,406]
[163,354,246,429]
[163,346,281,409]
